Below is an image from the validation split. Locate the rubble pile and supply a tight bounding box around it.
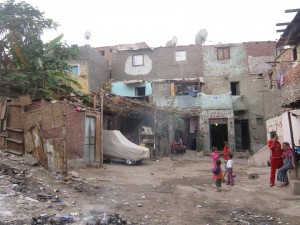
[85,212,129,225]
[227,208,282,225]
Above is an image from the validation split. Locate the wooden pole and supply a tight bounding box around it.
[288,111,298,179]
[100,90,104,166]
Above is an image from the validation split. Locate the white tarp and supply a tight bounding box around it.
[103,130,150,161]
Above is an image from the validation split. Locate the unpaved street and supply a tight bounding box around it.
[1,150,300,225]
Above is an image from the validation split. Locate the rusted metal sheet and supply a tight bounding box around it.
[23,111,42,132]
[24,126,48,169]
[44,139,65,173]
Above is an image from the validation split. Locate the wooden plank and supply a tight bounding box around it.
[6,127,23,132]
[7,105,23,128]
[3,149,23,156]
[6,138,24,144]
[0,99,7,120]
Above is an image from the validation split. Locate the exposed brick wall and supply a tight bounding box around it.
[282,63,300,105]
[23,99,52,112]
[245,41,276,56]
[111,45,203,81]
[65,105,85,159]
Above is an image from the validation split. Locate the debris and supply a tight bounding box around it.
[59,215,74,222]
[247,172,259,179]
[54,195,61,202]
[25,196,39,203]
[69,212,79,216]
[69,171,80,178]
[138,203,144,207]
[24,154,39,166]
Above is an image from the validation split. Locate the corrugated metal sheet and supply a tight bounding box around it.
[44,139,65,172]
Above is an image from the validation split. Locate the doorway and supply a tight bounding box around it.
[84,116,96,162]
[234,119,250,150]
[209,119,228,150]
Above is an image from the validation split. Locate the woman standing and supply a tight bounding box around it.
[277,142,295,187]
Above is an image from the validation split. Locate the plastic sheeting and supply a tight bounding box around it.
[103,130,150,161]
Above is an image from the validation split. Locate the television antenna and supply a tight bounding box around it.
[195,29,208,45]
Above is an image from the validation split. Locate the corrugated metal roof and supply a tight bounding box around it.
[277,11,300,46]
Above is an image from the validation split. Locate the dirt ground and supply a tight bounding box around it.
[1,150,300,225]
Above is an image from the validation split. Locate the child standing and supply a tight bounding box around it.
[226,153,234,186]
[211,147,220,180]
[222,141,230,182]
[212,159,223,192]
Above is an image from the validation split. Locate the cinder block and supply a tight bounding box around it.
[288,168,300,180]
[291,180,300,195]
[247,172,259,179]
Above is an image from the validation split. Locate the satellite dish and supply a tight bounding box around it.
[165,40,173,47]
[165,36,178,47]
[195,29,208,45]
[84,31,91,40]
[171,36,177,47]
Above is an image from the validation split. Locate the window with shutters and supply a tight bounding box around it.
[217,47,230,60]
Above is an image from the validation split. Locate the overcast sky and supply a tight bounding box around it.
[11,0,300,47]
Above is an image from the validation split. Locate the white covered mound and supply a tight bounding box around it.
[103,130,150,161]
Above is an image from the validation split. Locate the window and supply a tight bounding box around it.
[70,65,79,75]
[132,54,144,66]
[135,87,145,96]
[217,47,230,60]
[176,51,186,61]
[109,49,113,53]
[256,118,263,125]
[100,50,105,56]
[230,82,239,95]
[293,47,298,61]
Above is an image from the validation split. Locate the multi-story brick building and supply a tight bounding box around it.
[109,41,276,153]
[264,10,300,148]
[68,45,110,94]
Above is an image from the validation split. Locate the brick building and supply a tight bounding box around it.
[264,10,300,148]
[109,41,276,153]
[68,45,110,94]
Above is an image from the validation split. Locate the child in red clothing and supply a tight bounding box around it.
[222,141,230,181]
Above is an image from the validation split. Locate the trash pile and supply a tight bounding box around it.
[85,212,129,225]
[228,208,282,225]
